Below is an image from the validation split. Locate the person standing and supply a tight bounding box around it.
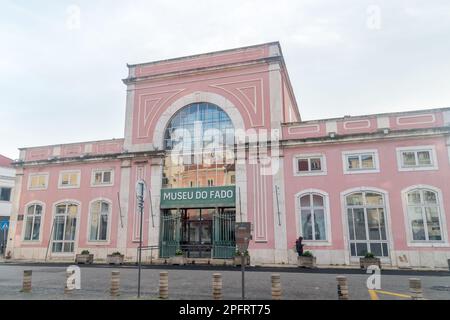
[295,236,304,256]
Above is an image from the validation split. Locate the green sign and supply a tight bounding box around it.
[160,186,236,209]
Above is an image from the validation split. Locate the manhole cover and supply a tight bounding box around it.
[430,286,450,292]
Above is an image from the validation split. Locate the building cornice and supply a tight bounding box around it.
[281,126,450,148]
[122,56,282,85]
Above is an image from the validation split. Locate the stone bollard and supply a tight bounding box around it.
[159,271,169,299]
[336,276,349,300]
[409,278,423,300]
[22,270,32,293]
[212,273,222,300]
[64,269,75,294]
[271,274,282,300]
[110,271,120,297]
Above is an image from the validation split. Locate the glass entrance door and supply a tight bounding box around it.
[52,203,78,253]
[181,209,213,258]
[345,192,389,258]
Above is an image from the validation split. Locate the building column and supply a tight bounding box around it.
[148,157,163,256]
[6,167,23,258]
[117,159,131,255]
[269,62,288,263]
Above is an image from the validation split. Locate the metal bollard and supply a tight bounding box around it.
[409,278,423,300]
[22,270,32,293]
[271,274,282,300]
[159,271,169,299]
[212,273,222,300]
[64,269,75,294]
[336,276,349,300]
[110,271,120,297]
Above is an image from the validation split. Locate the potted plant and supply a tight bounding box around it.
[234,250,250,266]
[360,252,381,269]
[297,251,317,268]
[75,250,94,264]
[107,251,125,265]
[169,249,186,265]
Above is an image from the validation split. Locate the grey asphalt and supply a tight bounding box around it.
[0,263,449,300]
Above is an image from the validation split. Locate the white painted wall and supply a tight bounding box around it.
[0,166,15,217]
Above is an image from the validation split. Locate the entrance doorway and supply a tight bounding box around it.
[160,208,235,259]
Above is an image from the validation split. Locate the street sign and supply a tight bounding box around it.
[234,222,252,301]
[135,180,147,200]
[235,222,252,253]
[0,221,8,231]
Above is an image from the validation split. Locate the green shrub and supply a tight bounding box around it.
[364,252,375,259]
[80,250,90,255]
[235,250,249,256]
[111,251,122,256]
[175,249,183,256]
[301,251,313,257]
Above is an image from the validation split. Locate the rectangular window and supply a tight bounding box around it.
[0,188,12,201]
[58,171,80,188]
[343,150,379,174]
[294,154,326,176]
[28,174,48,190]
[92,169,114,186]
[397,146,437,171]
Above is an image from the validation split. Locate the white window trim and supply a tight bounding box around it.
[342,149,380,174]
[27,173,49,191]
[293,153,327,176]
[90,169,115,187]
[401,185,449,248]
[294,189,332,246]
[21,201,46,244]
[340,187,395,265]
[86,198,112,245]
[58,170,81,189]
[50,199,81,256]
[396,145,438,172]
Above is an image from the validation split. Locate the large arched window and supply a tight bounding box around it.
[162,102,235,188]
[52,202,78,253]
[405,187,443,242]
[24,203,43,241]
[345,191,389,257]
[89,200,110,241]
[299,192,328,241]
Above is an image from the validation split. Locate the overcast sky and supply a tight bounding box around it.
[1,0,450,159]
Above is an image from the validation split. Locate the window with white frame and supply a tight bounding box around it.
[52,203,78,253]
[23,204,42,241]
[59,171,80,188]
[92,169,113,186]
[89,200,110,241]
[406,188,443,242]
[397,146,437,171]
[28,174,48,190]
[299,193,327,241]
[294,154,326,176]
[345,191,389,257]
[343,150,379,174]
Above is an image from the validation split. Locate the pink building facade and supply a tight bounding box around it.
[7,42,450,268]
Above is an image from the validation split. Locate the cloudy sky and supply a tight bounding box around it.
[1,0,450,159]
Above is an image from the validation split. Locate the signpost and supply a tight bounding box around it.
[235,222,252,300]
[136,179,147,298]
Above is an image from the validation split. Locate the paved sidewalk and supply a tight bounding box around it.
[0,263,449,300]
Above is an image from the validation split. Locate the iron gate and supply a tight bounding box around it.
[159,210,181,258]
[212,210,236,258]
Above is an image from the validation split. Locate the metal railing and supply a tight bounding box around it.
[135,245,159,265]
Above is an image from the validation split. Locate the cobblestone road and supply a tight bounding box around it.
[0,264,449,300]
